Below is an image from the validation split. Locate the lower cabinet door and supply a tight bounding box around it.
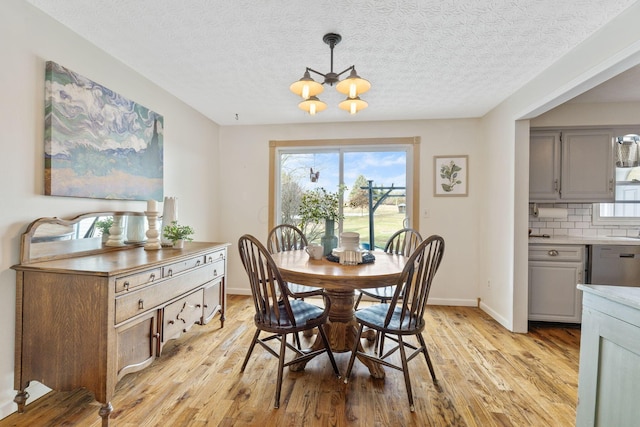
[161,289,204,351]
[528,260,583,323]
[116,311,158,381]
[202,279,222,325]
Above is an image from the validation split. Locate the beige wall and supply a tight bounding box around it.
[0,0,220,417]
[218,120,483,307]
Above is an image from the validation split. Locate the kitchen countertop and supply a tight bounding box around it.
[577,284,640,311]
[528,235,640,245]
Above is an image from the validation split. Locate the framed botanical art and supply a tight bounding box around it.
[434,155,468,197]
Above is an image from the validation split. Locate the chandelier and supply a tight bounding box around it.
[290,33,371,115]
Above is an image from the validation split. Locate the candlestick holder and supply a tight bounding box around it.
[144,211,162,250]
[105,214,126,247]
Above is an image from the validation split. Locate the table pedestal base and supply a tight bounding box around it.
[290,288,385,379]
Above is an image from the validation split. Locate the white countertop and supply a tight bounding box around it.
[529,235,640,245]
[578,284,640,311]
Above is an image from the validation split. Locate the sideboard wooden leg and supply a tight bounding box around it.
[14,390,29,413]
[99,402,113,426]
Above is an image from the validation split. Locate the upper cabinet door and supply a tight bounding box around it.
[561,129,615,202]
[530,131,561,201]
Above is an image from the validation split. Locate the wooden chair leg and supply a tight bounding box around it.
[293,332,302,350]
[274,333,288,409]
[353,292,364,310]
[378,331,386,357]
[241,329,261,372]
[397,335,415,412]
[344,324,365,382]
[416,333,436,381]
[317,326,340,377]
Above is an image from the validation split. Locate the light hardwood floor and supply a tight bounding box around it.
[0,295,580,426]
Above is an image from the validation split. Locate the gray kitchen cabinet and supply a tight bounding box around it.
[530,129,614,202]
[529,131,561,200]
[528,244,584,323]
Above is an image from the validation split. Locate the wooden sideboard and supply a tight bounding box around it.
[11,212,228,426]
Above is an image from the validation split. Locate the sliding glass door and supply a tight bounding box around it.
[274,140,414,250]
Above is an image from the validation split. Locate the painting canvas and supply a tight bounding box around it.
[434,155,468,196]
[44,61,163,200]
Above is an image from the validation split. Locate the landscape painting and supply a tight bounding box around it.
[44,61,163,200]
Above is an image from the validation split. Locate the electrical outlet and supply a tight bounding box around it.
[487,279,491,288]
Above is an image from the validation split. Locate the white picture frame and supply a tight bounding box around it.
[434,155,468,197]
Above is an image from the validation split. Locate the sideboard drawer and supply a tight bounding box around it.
[115,264,215,324]
[115,268,161,293]
[162,289,204,345]
[163,255,205,278]
[205,249,226,264]
[211,258,225,279]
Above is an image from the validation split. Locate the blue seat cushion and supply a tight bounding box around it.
[262,299,325,328]
[355,303,423,332]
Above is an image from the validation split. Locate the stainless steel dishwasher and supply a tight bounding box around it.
[590,245,640,287]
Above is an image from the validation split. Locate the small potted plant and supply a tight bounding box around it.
[95,217,113,243]
[162,220,194,248]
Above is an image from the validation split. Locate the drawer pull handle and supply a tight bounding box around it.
[138,299,144,309]
[214,269,218,276]
[168,320,175,325]
[149,273,156,282]
[196,260,201,266]
[167,269,173,277]
[548,250,559,257]
[203,304,209,308]
[219,253,224,259]
[153,333,160,340]
[124,281,130,291]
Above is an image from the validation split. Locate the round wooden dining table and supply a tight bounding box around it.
[270,249,408,379]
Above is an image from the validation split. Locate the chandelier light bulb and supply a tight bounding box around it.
[349,83,357,99]
[298,96,327,115]
[338,96,367,114]
[302,84,310,100]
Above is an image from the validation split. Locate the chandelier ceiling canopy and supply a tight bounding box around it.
[290,33,371,116]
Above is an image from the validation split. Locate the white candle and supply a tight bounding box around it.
[147,199,158,212]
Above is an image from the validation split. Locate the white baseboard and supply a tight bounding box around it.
[479,300,512,331]
[427,297,477,307]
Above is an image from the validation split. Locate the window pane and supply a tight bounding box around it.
[279,151,339,243]
[343,151,407,250]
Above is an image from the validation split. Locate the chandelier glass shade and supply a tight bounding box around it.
[290,33,370,115]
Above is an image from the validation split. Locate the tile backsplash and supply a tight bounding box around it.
[529,203,640,237]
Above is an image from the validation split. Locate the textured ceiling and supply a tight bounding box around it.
[25,0,637,126]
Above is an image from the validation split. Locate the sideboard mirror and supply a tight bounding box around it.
[20,211,149,264]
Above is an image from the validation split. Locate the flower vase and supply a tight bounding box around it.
[320,219,338,256]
